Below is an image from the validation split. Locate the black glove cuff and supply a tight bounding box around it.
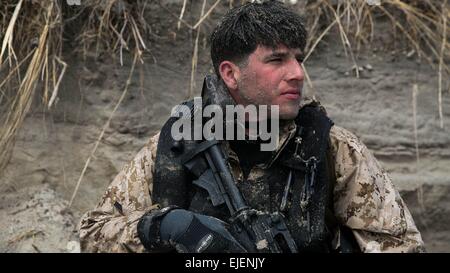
[137,206,178,251]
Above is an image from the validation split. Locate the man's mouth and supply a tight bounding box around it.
[280,89,301,100]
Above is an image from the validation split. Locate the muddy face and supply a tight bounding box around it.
[230,44,305,120]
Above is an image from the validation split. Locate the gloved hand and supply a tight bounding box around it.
[159,209,247,253]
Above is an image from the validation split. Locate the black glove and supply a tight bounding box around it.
[159,209,247,253]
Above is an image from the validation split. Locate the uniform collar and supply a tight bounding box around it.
[224,120,297,170]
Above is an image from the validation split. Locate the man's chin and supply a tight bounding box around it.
[278,106,300,120]
[279,111,298,120]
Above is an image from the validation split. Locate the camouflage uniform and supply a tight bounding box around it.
[79,102,425,252]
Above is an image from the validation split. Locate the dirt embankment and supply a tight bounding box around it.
[0,1,449,252]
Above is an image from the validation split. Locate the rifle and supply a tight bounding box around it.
[182,139,298,253]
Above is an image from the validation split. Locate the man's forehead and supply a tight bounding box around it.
[255,44,303,55]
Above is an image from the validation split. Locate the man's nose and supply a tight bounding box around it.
[286,59,304,82]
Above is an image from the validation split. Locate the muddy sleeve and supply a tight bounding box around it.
[79,133,161,253]
[329,126,426,253]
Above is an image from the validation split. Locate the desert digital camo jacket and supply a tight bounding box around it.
[79,123,425,253]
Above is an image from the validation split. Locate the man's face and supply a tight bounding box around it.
[232,44,305,120]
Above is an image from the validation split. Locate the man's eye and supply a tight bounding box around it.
[269,58,282,63]
[296,57,304,63]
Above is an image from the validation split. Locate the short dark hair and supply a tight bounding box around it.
[210,0,308,77]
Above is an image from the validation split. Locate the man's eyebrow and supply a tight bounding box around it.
[263,51,304,60]
[263,51,289,60]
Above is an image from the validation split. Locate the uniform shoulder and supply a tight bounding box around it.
[144,131,160,159]
[147,131,160,149]
[329,125,367,155]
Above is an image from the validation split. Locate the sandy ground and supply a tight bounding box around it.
[0,1,449,252]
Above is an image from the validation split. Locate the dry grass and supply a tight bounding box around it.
[0,0,449,179]
[302,0,450,72]
[0,0,151,176]
[0,0,63,174]
[7,229,45,246]
[75,0,150,64]
[438,0,448,129]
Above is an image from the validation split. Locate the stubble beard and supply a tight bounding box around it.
[236,86,300,121]
[279,102,300,120]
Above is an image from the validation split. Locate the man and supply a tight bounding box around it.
[79,1,425,253]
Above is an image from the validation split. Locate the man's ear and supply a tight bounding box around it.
[219,61,240,91]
